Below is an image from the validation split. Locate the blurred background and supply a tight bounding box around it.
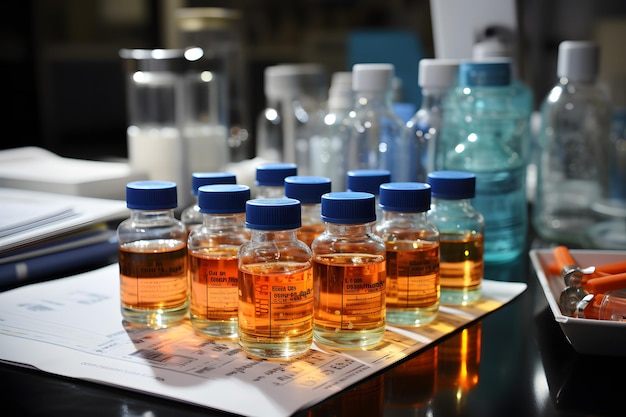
[2,0,625,161]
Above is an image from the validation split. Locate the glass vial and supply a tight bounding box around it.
[439,60,530,263]
[346,169,391,222]
[188,184,250,338]
[284,175,332,247]
[312,191,387,348]
[238,198,314,360]
[427,171,485,305]
[254,162,297,199]
[376,182,440,326]
[406,59,460,182]
[343,63,410,182]
[181,171,237,233]
[533,40,612,246]
[117,180,188,328]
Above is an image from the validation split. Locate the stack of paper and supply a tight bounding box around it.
[0,146,147,200]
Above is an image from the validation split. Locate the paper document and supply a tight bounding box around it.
[0,265,526,417]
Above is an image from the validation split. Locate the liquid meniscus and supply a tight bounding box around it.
[238,261,314,359]
[118,239,188,328]
[438,232,484,305]
[313,253,386,347]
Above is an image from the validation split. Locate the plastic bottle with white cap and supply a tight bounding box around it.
[406,59,460,182]
[533,40,612,246]
[343,63,410,182]
[309,71,353,191]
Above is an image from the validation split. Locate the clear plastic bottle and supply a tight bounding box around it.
[375,182,440,326]
[254,162,298,199]
[312,191,386,348]
[427,171,485,305]
[346,169,391,222]
[343,63,410,182]
[188,184,250,338]
[284,175,332,247]
[533,40,612,246]
[180,171,237,233]
[117,180,188,328]
[255,64,327,174]
[406,59,460,182]
[439,60,530,263]
[238,198,314,360]
[309,71,353,191]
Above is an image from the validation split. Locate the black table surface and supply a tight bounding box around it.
[2,237,624,417]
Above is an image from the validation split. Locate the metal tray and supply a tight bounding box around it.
[529,248,626,356]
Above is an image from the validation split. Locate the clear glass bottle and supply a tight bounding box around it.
[427,171,485,305]
[309,71,353,191]
[376,182,440,326]
[238,198,314,360]
[346,169,391,222]
[254,162,297,199]
[188,184,250,338]
[117,180,188,328]
[255,64,327,174]
[284,175,332,247]
[312,191,386,348]
[439,60,530,263]
[180,171,237,233]
[343,63,410,182]
[533,40,612,246]
[406,59,459,182]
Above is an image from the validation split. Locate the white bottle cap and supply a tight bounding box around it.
[418,58,460,89]
[557,41,599,83]
[352,63,394,92]
[328,71,353,109]
[264,63,326,99]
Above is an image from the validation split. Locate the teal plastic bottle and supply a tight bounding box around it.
[439,60,530,263]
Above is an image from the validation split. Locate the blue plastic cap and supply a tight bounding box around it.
[197,184,250,214]
[459,61,511,87]
[321,192,376,224]
[191,172,237,196]
[245,198,301,230]
[255,163,298,186]
[379,182,431,212]
[126,180,178,210]
[427,170,476,199]
[284,176,332,204]
[346,169,392,195]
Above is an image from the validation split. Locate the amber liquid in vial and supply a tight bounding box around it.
[238,262,314,360]
[313,253,386,348]
[189,246,240,338]
[439,232,484,305]
[118,239,188,328]
[385,239,440,326]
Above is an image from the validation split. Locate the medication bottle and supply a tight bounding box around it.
[312,191,386,348]
[238,198,314,360]
[427,171,484,305]
[284,175,332,247]
[188,184,250,338]
[309,71,353,191]
[343,63,410,182]
[533,40,612,246]
[181,171,237,233]
[256,64,327,174]
[439,60,530,263]
[255,162,297,199]
[376,182,440,326]
[406,59,460,182]
[117,180,188,328]
[346,169,391,222]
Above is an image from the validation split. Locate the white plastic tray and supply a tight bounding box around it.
[529,248,626,356]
